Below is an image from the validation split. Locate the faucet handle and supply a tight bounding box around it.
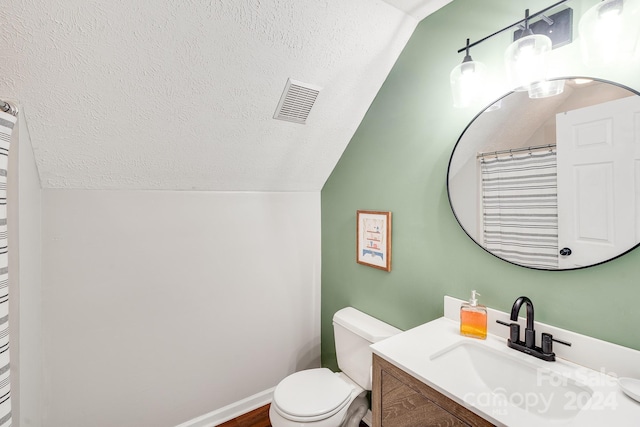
[496,319,520,343]
[541,333,571,354]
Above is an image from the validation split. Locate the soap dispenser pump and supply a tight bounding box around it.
[460,290,487,339]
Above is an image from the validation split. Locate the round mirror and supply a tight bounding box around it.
[447,77,640,270]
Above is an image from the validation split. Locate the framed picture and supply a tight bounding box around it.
[356,210,392,271]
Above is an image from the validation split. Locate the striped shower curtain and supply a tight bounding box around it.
[0,110,16,427]
[480,150,558,269]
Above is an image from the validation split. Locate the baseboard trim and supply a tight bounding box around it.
[175,387,275,427]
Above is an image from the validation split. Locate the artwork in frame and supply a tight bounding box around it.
[356,210,392,272]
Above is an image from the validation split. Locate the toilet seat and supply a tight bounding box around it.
[272,368,354,422]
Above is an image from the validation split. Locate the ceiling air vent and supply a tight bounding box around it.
[273,78,321,124]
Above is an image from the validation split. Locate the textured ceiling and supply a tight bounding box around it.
[0,0,450,191]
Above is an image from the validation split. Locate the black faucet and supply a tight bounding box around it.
[512,296,536,348]
[497,296,571,362]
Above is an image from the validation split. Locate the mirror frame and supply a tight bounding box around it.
[446,76,640,271]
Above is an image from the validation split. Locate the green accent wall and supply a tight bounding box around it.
[321,0,640,370]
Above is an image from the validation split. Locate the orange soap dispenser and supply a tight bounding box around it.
[460,290,487,339]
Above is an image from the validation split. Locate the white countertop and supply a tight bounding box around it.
[371,316,640,426]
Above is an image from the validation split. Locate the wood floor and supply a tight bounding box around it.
[218,404,368,427]
[218,404,272,427]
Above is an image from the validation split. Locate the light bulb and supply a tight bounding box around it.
[450,59,487,108]
[504,33,552,91]
[579,0,640,66]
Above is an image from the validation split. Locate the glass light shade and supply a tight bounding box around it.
[504,34,552,91]
[579,0,640,66]
[528,79,565,98]
[450,60,487,108]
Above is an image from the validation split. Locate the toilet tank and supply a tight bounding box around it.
[332,307,402,390]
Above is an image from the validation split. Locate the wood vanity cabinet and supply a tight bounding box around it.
[372,354,494,427]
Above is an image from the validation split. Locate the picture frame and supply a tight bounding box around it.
[356,210,392,271]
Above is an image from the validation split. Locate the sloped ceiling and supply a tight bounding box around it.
[0,0,450,191]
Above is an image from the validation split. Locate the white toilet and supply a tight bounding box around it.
[269,307,401,427]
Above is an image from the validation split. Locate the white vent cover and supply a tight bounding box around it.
[273,78,321,124]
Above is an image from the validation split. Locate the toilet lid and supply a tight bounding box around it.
[273,368,353,421]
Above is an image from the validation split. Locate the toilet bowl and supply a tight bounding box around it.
[269,307,401,427]
[269,369,366,427]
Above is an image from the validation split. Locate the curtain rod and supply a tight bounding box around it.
[0,100,18,117]
[477,143,556,159]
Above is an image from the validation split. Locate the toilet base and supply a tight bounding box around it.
[338,393,368,427]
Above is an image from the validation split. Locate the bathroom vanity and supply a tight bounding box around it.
[372,353,491,426]
[370,296,640,426]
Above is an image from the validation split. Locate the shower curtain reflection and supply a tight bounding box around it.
[480,149,558,269]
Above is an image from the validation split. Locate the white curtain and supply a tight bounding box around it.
[480,150,558,269]
[0,110,16,427]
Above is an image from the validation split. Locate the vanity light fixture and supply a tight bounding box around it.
[450,1,573,107]
[450,39,487,108]
[528,79,565,98]
[579,0,640,66]
[504,9,552,92]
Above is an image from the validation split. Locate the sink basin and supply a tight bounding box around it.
[429,341,593,421]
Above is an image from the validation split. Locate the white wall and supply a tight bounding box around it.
[18,114,44,427]
[7,112,20,426]
[7,111,44,427]
[41,190,321,427]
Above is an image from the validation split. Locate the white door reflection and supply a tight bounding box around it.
[556,96,640,269]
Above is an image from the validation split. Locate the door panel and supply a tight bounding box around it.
[574,163,613,242]
[556,95,640,268]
